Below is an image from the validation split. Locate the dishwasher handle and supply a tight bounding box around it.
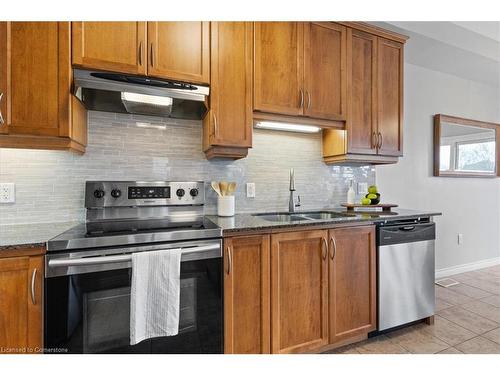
[378,222,435,246]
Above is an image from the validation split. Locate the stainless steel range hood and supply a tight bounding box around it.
[73,69,209,120]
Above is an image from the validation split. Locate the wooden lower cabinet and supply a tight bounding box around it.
[223,225,377,354]
[0,254,43,354]
[270,230,329,353]
[224,235,270,354]
[328,226,376,343]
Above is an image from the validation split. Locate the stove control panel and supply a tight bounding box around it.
[85,181,205,208]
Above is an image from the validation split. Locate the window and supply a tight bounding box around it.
[439,145,451,171]
[456,140,495,172]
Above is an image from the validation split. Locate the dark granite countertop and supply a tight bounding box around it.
[207,208,442,234]
[0,221,81,250]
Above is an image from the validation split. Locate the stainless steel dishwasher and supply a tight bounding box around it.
[377,218,436,331]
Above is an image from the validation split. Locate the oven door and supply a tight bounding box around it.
[44,240,222,354]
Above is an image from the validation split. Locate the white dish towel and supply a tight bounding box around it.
[130,248,182,345]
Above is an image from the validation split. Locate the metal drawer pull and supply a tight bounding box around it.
[322,238,327,260]
[30,268,37,305]
[226,246,232,275]
[0,92,4,125]
[48,244,220,268]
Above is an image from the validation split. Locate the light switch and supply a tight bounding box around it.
[357,182,368,195]
[246,183,256,198]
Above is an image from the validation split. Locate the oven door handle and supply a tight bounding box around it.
[48,243,220,268]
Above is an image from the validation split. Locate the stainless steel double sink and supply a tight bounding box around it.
[253,211,353,223]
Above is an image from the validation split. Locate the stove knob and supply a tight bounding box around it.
[111,189,122,198]
[93,189,105,199]
[190,188,199,197]
[176,188,185,198]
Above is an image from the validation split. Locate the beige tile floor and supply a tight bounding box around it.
[326,265,500,354]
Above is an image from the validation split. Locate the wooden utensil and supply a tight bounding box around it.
[211,181,222,197]
[227,182,236,195]
[219,181,229,196]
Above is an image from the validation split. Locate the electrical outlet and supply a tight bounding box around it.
[246,183,256,198]
[357,182,368,195]
[0,183,15,203]
[458,233,464,245]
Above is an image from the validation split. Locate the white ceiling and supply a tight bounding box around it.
[452,22,500,43]
[370,21,500,87]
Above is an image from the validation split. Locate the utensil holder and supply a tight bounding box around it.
[217,196,235,217]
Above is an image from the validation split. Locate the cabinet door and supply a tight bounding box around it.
[72,22,146,75]
[304,22,346,121]
[271,230,328,353]
[377,38,403,156]
[224,235,270,354]
[207,22,252,149]
[147,22,210,84]
[5,22,69,137]
[346,29,377,155]
[0,23,7,134]
[329,226,376,343]
[254,22,304,116]
[0,256,43,353]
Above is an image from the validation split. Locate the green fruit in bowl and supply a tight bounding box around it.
[365,193,381,205]
[361,197,371,205]
[368,185,378,194]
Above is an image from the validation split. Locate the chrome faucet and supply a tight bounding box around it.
[289,168,301,213]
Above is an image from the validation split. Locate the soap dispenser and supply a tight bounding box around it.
[347,179,355,204]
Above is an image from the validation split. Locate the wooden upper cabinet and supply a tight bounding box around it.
[254,22,304,116]
[271,230,328,353]
[377,37,403,156]
[346,28,377,155]
[72,22,147,75]
[6,22,62,137]
[0,255,43,353]
[224,235,270,354]
[204,22,252,159]
[147,22,210,84]
[0,22,87,152]
[328,226,376,343]
[304,22,346,121]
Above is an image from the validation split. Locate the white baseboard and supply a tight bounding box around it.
[435,257,500,279]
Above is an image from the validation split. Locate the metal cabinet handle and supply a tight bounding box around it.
[371,131,377,149]
[150,43,154,67]
[213,111,218,137]
[299,89,304,109]
[0,92,4,125]
[321,238,327,260]
[378,132,383,149]
[330,237,337,260]
[138,42,143,66]
[30,268,37,305]
[226,246,232,275]
[306,91,311,109]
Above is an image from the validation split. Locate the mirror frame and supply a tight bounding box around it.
[434,114,500,178]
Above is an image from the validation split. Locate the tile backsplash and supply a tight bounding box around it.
[0,111,375,225]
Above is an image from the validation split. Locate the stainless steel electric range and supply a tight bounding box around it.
[44,181,223,354]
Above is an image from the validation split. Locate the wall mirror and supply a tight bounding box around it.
[434,114,500,177]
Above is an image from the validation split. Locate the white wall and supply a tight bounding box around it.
[376,63,500,273]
